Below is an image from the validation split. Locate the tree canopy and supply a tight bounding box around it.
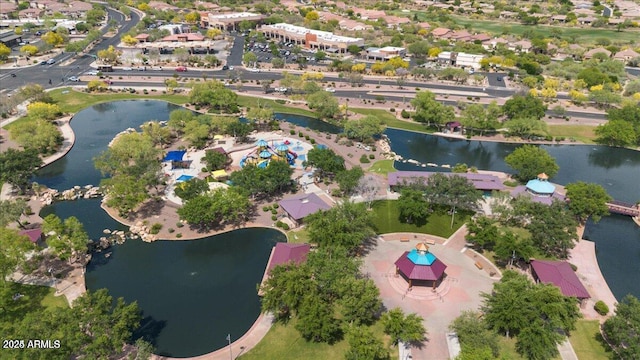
[502,94,547,120]
[305,201,375,253]
[411,90,455,128]
[335,166,364,196]
[450,310,500,358]
[306,147,345,178]
[228,160,294,199]
[343,116,385,141]
[42,214,90,264]
[481,271,580,360]
[177,187,252,229]
[189,80,238,113]
[602,295,640,360]
[505,145,559,182]
[381,308,426,345]
[565,181,611,223]
[306,91,340,119]
[0,148,43,193]
[0,228,35,279]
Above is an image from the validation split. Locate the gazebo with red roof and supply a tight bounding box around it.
[394,243,447,290]
[530,259,590,305]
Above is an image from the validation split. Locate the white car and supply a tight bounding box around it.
[85,70,98,76]
[275,87,288,92]
[67,76,80,82]
[324,87,336,93]
[122,67,133,71]
[248,67,261,73]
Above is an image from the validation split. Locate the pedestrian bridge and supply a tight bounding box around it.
[607,200,640,217]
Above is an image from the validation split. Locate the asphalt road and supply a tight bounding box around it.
[0,7,139,91]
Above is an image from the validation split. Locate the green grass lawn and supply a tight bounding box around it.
[449,16,640,45]
[238,318,395,360]
[351,108,433,134]
[569,319,611,360]
[237,96,317,118]
[369,159,396,175]
[1,282,68,330]
[371,200,469,237]
[287,228,312,244]
[547,124,597,144]
[48,87,189,114]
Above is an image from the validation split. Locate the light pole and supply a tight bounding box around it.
[226,334,232,360]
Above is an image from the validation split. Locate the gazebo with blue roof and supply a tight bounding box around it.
[525,173,555,196]
[394,243,447,290]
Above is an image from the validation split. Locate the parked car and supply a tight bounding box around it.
[46,59,56,65]
[67,76,79,82]
[496,76,503,81]
[324,87,336,93]
[248,67,260,73]
[175,66,187,72]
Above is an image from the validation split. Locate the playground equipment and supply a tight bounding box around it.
[240,139,297,168]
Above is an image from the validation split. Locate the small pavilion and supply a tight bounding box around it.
[510,173,565,205]
[394,243,447,290]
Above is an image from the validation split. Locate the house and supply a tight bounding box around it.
[447,29,473,42]
[0,1,18,20]
[278,193,331,227]
[437,51,485,69]
[551,15,567,22]
[418,22,431,29]
[354,8,386,20]
[613,48,640,62]
[530,260,590,305]
[499,11,518,19]
[382,15,411,29]
[366,46,406,60]
[583,47,611,59]
[134,33,150,42]
[482,37,509,50]
[339,19,372,31]
[471,33,491,43]
[19,8,43,20]
[429,27,451,38]
[577,16,597,25]
[509,40,533,53]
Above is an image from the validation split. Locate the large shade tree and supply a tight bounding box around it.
[42,214,90,264]
[305,201,374,253]
[381,308,427,345]
[306,147,345,178]
[505,145,559,182]
[228,160,294,199]
[602,294,640,360]
[0,148,43,193]
[565,181,612,223]
[411,90,455,129]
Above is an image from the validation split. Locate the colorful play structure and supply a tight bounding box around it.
[240,139,298,168]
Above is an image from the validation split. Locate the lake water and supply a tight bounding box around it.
[385,128,640,299]
[35,101,286,357]
[34,101,640,356]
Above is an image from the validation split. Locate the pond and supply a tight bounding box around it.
[34,100,640,356]
[385,128,640,299]
[35,100,286,357]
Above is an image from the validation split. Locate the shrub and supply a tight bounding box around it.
[272,203,279,209]
[271,209,278,214]
[275,99,286,104]
[299,132,304,137]
[290,129,295,135]
[304,135,310,140]
[271,215,277,221]
[150,223,162,234]
[594,300,609,315]
[310,138,316,144]
[359,154,370,163]
[176,222,184,228]
[201,167,208,173]
[276,221,283,228]
[401,109,410,119]
[389,108,395,112]
[176,233,182,238]
[168,228,175,233]
[369,154,375,159]
[281,223,290,230]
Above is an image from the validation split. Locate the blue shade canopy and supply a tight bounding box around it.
[255,139,268,147]
[164,150,186,162]
[176,174,194,182]
[259,150,272,158]
[525,179,555,194]
[406,248,437,265]
[276,144,289,151]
